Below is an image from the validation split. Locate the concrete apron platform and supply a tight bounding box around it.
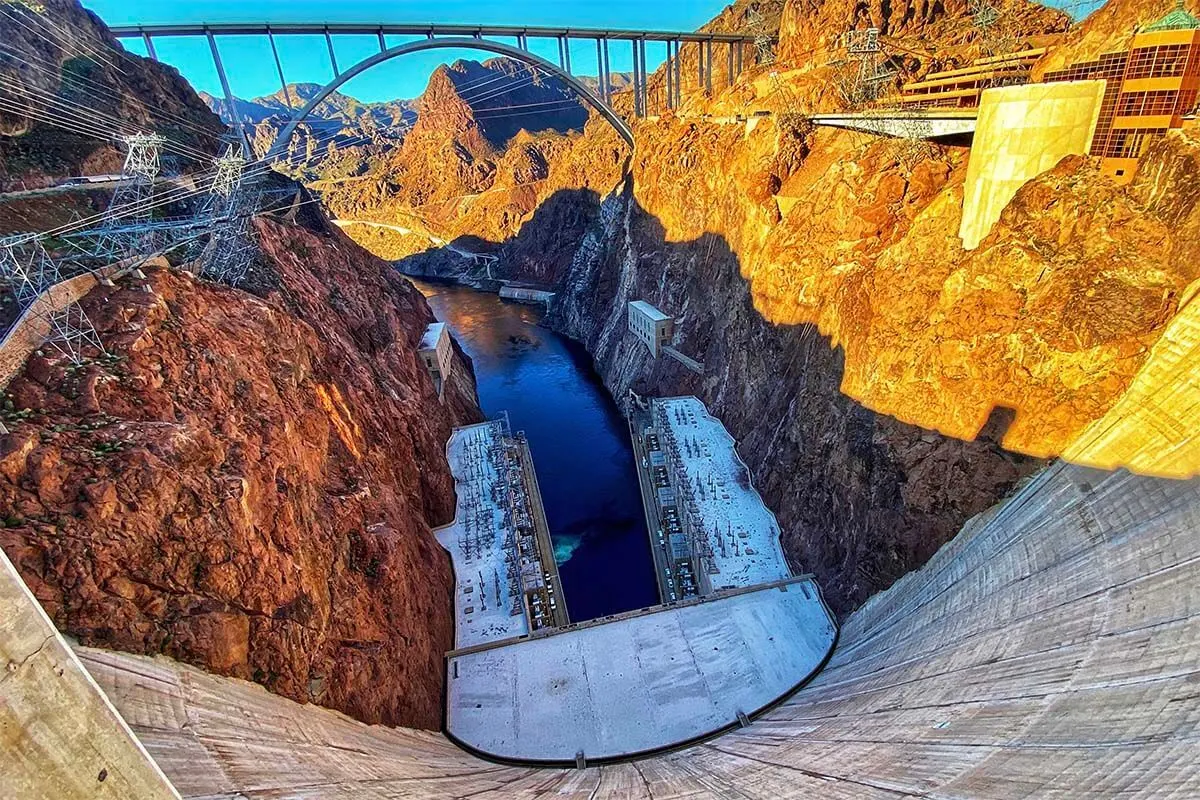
[446,577,836,763]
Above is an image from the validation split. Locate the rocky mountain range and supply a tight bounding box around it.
[199,83,417,128]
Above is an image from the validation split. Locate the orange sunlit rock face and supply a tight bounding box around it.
[320,0,1200,613]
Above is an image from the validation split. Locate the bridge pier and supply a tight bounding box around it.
[705,39,713,94]
[601,38,611,104]
[324,27,339,76]
[631,40,642,117]
[639,38,648,116]
[204,31,249,158]
[665,42,673,110]
[267,29,292,106]
[674,40,682,107]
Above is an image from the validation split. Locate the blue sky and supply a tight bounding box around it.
[84,0,731,103]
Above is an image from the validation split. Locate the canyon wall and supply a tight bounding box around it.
[0,2,483,729]
[0,213,481,729]
[0,0,224,190]
[372,0,1198,615]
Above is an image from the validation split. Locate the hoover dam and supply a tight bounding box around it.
[4,0,1200,797]
[10,455,1197,796]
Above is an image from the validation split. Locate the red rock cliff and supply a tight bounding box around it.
[1,213,481,730]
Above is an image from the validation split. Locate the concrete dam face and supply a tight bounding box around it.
[11,459,1196,798]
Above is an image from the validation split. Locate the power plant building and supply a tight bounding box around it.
[1043,1,1200,182]
[419,322,453,396]
[628,300,675,357]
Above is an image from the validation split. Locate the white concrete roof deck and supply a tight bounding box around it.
[446,578,835,762]
[655,397,791,589]
[419,321,447,352]
[437,422,529,649]
[629,300,672,321]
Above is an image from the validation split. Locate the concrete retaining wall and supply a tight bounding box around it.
[960,80,1106,250]
[55,458,1200,798]
[0,548,179,799]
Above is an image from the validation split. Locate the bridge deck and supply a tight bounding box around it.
[110,22,757,43]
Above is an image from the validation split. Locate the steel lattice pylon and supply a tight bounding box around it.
[1,236,62,313]
[198,145,259,288]
[831,27,896,107]
[747,7,775,66]
[93,133,165,261]
[37,302,108,366]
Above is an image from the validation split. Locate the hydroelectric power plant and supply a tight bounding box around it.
[2,0,1200,797]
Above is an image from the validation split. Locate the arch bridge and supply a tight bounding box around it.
[109,22,763,153]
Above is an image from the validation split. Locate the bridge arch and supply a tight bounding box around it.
[264,36,635,162]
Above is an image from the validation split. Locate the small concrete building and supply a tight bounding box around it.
[418,322,453,395]
[628,300,674,357]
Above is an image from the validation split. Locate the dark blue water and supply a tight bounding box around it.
[411,279,659,622]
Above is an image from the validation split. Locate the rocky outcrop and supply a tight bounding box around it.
[320,58,602,256]
[0,209,481,729]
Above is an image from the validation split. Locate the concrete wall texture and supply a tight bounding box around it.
[960,80,1107,250]
[0,548,179,800]
[9,457,1189,798]
[1064,282,1200,478]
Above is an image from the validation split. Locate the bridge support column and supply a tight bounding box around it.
[563,36,572,74]
[727,41,734,89]
[665,41,673,110]
[557,36,566,70]
[377,29,387,52]
[595,39,605,103]
[638,38,648,115]
[602,38,611,104]
[141,32,157,60]
[705,39,713,94]
[631,40,641,117]
[674,40,681,107]
[267,28,292,107]
[206,31,249,158]
[324,28,340,76]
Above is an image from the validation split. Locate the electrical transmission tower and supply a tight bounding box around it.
[1,236,61,313]
[747,7,775,66]
[832,28,897,107]
[971,0,1018,58]
[198,145,258,287]
[1,236,107,365]
[971,0,1001,29]
[38,302,108,365]
[93,133,165,261]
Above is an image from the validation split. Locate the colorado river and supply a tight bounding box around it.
[410,278,659,622]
